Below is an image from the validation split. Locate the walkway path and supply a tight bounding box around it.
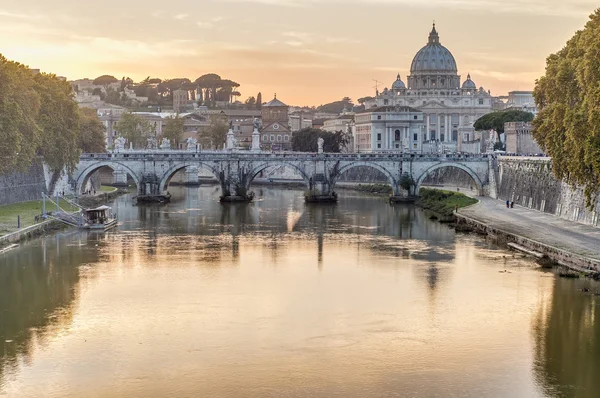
[459,197,600,260]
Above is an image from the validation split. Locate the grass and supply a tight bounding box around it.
[349,184,393,195]
[100,185,117,193]
[0,198,80,236]
[417,188,478,218]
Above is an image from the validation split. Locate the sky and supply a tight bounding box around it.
[0,0,597,106]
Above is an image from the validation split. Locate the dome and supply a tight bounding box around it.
[392,73,406,89]
[462,73,476,89]
[410,24,458,74]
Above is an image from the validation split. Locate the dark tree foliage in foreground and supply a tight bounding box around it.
[291,128,347,153]
[532,10,600,208]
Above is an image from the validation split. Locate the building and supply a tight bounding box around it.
[289,111,313,132]
[505,122,543,154]
[363,24,494,151]
[354,106,424,152]
[323,114,355,152]
[173,89,190,113]
[260,95,292,150]
[505,91,538,115]
[219,109,262,149]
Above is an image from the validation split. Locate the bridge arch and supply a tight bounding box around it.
[159,162,221,193]
[415,162,483,195]
[76,162,140,195]
[331,161,399,195]
[247,161,311,190]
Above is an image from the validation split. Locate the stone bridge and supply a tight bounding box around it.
[73,151,493,202]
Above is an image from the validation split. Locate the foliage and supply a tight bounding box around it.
[473,110,534,134]
[317,97,354,114]
[92,75,118,89]
[78,108,106,153]
[357,96,374,105]
[399,174,415,192]
[352,184,392,195]
[198,115,228,149]
[34,73,81,174]
[291,128,348,152]
[417,188,478,218]
[162,115,185,146]
[532,9,600,208]
[115,112,155,149]
[256,92,262,109]
[244,96,256,107]
[0,54,41,174]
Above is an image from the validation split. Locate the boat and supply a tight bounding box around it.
[81,205,118,231]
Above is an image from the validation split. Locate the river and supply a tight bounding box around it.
[1,186,599,397]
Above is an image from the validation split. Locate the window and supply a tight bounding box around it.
[452,130,458,141]
[377,133,382,141]
[262,135,267,142]
[377,143,381,149]
[270,135,275,142]
[384,99,389,105]
[284,135,289,142]
[413,133,418,141]
[414,115,418,120]
[396,144,400,149]
[395,130,401,141]
[277,135,282,142]
[478,99,484,105]
[377,115,382,120]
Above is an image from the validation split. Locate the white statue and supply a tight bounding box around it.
[186,137,198,151]
[317,137,324,154]
[114,136,126,152]
[146,136,157,150]
[160,138,171,150]
[253,118,260,131]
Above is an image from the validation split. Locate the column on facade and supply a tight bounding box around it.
[425,114,430,141]
[445,115,450,142]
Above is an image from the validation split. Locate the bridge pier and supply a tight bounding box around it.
[112,169,129,188]
[219,170,254,203]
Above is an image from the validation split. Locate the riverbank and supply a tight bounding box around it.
[457,197,600,276]
[416,188,478,222]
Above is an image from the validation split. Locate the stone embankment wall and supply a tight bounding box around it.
[498,157,600,227]
[420,167,479,189]
[0,161,47,206]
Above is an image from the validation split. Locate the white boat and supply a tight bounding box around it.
[81,205,118,231]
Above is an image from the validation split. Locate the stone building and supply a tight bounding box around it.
[363,24,494,151]
[260,95,292,150]
[220,109,262,149]
[505,91,538,115]
[354,106,424,152]
[289,111,313,132]
[322,114,356,153]
[505,122,543,155]
[173,89,190,113]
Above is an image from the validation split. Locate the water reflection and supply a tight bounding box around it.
[1,186,599,397]
[533,277,600,398]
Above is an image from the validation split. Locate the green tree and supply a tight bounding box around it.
[256,92,262,109]
[244,96,256,107]
[116,112,154,149]
[473,110,534,134]
[291,128,347,152]
[532,9,600,207]
[93,75,118,92]
[78,108,106,153]
[199,115,227,149]
[317,97,354,114]
[162,115,185,147]
[33,72,80,174]
[0,54,41,174]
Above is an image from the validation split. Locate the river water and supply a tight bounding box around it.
[1,186,599,397]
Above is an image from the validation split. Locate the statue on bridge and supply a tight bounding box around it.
[186,137,198,151]
[317,137,324,154]
[146,136,157,150]
[160,138,171,150]
[114,136,126,152]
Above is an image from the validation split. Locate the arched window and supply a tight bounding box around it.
[395,129,401,141]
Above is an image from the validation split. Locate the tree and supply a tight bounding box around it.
[256,92,262,109]
[198,115,227,149]
[291,128,347,152]
[33,72,81,174]
[533,9,600,208]
[244,96,256,107]
[317,97,354,114]
[78,108,106,153]
[93,75,118,92]
[473,110,534,134]
[116,112,154,149]
[162,115,185,147]
[195,74,222,107]
[0,54,41,173]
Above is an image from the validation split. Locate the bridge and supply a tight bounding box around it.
[73,151,494,202]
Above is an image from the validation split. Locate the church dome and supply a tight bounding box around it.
[392,74,406,89]
[410,24,458,75]
[462,73,476,89]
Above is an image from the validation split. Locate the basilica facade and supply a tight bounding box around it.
[364,24,493,151]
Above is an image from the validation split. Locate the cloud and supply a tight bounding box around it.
[216,0,596,17]
[197,21,214,29]
[0,9,44,20]
[174,13,189,20]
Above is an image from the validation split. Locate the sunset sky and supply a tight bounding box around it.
[0,1,597,106]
